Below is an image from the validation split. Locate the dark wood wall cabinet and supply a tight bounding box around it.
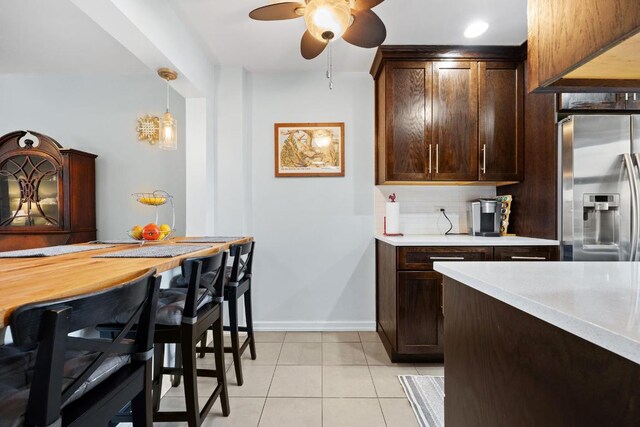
[371,46,524,185]
[0,130,97,251]
[527,0,640,92]
[376,240,559,362]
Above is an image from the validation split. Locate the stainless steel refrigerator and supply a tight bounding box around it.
[560,115,640,261]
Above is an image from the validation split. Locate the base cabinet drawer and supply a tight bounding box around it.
[397,271,444,355]
[494,246,559,261]
[398,246,494,270]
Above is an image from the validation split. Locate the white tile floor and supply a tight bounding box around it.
[123,331,443,426]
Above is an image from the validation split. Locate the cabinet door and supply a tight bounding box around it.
[558,93,626,111]
[433,61,478,181]
[385,62,432,181]
[397,271,443,354]
[478,62,524,181]
[494,246,560,261]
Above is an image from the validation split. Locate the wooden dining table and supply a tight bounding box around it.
[0,237,252,329]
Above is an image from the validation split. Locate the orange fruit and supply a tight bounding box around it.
[142,223,160,240]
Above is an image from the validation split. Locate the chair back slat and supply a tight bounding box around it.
[8,268,160,426]
[11,273,154,349]
[229,241,255,283]
[181,251,227,319]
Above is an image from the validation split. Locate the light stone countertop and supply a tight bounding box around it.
[375,234,559,246]
[434,261,640,364]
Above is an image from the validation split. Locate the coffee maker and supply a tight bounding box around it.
[468,199,502,237]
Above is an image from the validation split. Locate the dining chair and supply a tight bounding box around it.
[150,251,230,426]
[197,241,256,386]
[0,268,160,427]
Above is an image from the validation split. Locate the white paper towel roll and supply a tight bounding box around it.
[385,202,400,234]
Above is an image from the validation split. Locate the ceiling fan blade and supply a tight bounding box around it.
[342,10,387,48]
[352,0,385,10]
[301,30,328,59]
[249,2,303,21]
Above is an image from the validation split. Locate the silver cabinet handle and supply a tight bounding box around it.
[481,144,486,174]
[435,144,439,174]
[428,144,432,174]
[430,256,465,260]
[510,256,547,260]
[626,93,630,101]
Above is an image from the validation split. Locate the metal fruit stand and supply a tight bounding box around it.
[128,190,175,242]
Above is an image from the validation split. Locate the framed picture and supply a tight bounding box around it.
[274,122,345,177]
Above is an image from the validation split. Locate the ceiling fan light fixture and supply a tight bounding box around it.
[304,0,352,41]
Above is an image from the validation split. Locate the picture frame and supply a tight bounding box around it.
[274,122,345,177]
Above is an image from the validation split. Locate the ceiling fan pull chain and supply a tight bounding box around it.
[326,42,334,90]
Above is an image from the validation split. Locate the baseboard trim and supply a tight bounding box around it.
[253,321,376,331]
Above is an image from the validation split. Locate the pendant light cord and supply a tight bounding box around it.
[165,80,170,112]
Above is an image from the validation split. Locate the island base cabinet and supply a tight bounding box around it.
[444,277,640,426]
[397,271,444,356]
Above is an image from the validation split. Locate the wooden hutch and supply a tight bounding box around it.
[0,130,97,251]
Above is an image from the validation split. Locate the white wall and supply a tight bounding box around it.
[214,67,252,234]
[0,74,186,239]
[248,71,376,330]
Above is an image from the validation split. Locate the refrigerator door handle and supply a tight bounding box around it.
[633,153,640,260]
[624,153,639,261]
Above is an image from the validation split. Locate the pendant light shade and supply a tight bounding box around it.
[159,111,177,150]
[157,68,178,151]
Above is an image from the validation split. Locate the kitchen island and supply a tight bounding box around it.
[434,261,640,426]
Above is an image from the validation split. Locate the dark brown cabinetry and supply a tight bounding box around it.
[433,62,478,181]
[493,245,559,261]
[397,271,442,355]
[527,0,640,92]
[384,61,432,181]
[376,240,559,362]
[0,131,97,251]
[372,46,525,185]
[479,62,524,181]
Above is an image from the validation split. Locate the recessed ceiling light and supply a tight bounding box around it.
[464,21,489,38]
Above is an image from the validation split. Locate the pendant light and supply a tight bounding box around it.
[157,68,178,151]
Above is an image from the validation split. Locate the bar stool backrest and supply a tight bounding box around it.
[9,268,160,426]
[228,241,255,284]
[180,251,228,319]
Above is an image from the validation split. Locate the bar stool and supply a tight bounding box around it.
[151,252,230,426]
[0,268,160,427]
[198,241,256,386]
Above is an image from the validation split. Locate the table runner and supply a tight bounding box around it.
[89,239,141,244]
[179,237,244,243]
[93,245,212,258]
[0,244,115,258]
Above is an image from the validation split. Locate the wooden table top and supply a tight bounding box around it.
[0,237,252,328]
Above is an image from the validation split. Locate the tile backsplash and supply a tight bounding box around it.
[375,186,497,235]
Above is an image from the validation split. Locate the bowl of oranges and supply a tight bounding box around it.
[128,223,173,242]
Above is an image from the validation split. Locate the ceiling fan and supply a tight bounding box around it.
[249,0,387,60]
